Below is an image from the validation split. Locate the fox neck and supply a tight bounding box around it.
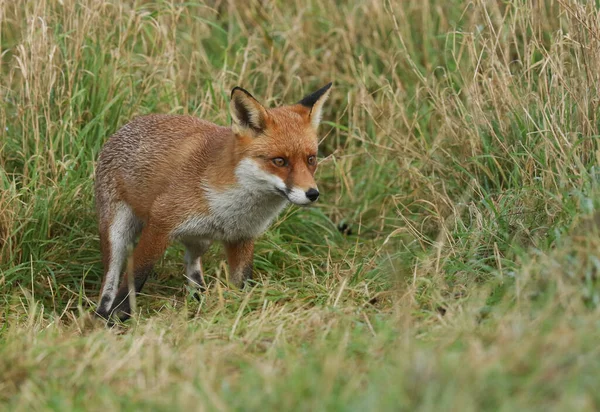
[208,157,288,238]
[175,153,288,242]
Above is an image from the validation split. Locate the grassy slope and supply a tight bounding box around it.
[1,0,600,410]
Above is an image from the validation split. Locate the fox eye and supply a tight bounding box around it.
[307,155,317,166]
[272,157,288,167]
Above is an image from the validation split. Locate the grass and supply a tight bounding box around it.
[1,0,600,410]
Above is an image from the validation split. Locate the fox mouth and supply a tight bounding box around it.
[275,187,289,200]
[275,187,315,206]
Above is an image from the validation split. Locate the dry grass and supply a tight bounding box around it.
[1,0,600,410]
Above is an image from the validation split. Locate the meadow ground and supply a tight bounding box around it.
[1,0,600,410]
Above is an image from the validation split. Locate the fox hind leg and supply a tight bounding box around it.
[108,224,169,322]
[96,203,141,319]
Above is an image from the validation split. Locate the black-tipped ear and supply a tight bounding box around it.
[298,82,332,108]
[230,87,268,135]
[297,82,332,129]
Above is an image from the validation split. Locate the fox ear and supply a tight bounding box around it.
[230,87,268,135]
[298,82,332,130]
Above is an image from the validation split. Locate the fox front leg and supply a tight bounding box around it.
[223,239,254,288]
[182,239,212,299]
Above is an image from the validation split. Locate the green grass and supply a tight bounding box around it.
[1,0,600,410]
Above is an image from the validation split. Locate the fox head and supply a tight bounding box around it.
[230,83,332,205]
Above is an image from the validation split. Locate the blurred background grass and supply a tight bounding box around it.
[1,0,600,410]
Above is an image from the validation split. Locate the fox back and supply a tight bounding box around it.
[94,83,332,322]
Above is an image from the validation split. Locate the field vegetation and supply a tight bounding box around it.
[1,0,600,410]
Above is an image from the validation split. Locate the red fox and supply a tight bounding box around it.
[94,83,332,321]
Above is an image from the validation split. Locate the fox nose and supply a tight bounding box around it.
[306,188,319,202]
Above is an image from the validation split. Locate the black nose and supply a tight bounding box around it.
[306,188,319,202]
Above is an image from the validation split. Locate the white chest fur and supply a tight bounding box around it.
[172,159,289,242]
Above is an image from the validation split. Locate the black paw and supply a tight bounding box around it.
[242,265,253,286]
[101,293,133,323]
[188,271,207,299]
[112,301,132,322]
[95,307,110,321]
[189,284,205,302]
[337,221,352,236]
[95,295,114,319]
